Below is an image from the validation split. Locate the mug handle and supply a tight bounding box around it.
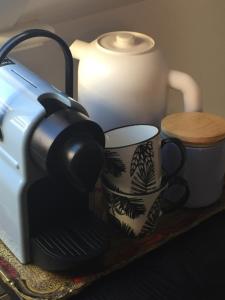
[161,137,186,177]
[160,177,190,213]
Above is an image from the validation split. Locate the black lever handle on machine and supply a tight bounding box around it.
[0,29,74,97]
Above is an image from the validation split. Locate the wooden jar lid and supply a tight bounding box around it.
[161,112,225,146]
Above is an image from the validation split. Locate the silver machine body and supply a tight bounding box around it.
[0,30,108,273]
[0,58,84,263]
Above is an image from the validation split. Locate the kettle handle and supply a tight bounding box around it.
[168,70,203,112]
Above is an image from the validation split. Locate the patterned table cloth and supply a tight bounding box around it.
[0,190,225,300]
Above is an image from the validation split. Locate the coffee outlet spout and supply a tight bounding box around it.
[0,29,109,273]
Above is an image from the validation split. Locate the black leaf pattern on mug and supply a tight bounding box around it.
[107,192,146,219]
[130,146,141,177]
[130,141,155,176]
[102,177,122,193]
[120,222,136,238]
[104,150,126,177]
[130,141,156,194]
[139,197,161,237]
[131,169,156,194]
[109,213,136,238]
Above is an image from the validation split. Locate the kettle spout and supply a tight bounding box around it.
[70,39,89,60]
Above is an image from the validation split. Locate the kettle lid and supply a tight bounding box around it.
[97,31,155,54]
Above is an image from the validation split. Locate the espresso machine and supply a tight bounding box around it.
[0,29,109,272]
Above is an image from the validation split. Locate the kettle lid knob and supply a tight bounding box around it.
[115,33,135,48]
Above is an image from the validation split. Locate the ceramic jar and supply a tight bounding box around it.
[161,112,225,208]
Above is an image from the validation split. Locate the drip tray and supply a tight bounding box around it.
[31,212,109,273]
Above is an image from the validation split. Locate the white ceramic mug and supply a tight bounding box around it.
[103,124,185,195]
[102,176,189,238]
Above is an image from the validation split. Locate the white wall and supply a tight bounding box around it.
[13,0,225,117]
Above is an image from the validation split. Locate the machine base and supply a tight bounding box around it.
[31,212,109,272]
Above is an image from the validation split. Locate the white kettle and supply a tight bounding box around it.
[70,31,202,131]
